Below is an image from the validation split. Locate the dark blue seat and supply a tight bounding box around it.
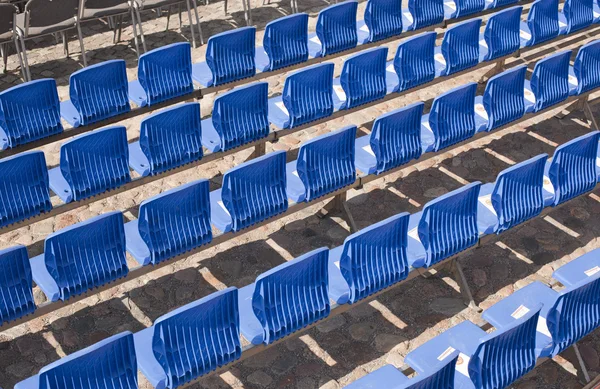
[361,0,404,43]
[486,0,519,9]
[481,65,527,131]
[337,47,388,109]
[571,40,600,95]
[480,6,522,61]
[406,0,444,30]
[437,19,481,77]
[451,0,485,18]
[525,50,571,112]
[259,14,309,72]
[387,32,436,93]
[559,0,594,34]
[520,0,560,47]
[308,1,358,57]
[0,245,35,326]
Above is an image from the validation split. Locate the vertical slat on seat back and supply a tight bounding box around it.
[429,82,477,151]
[296,125,356,201]
[489,0,518,8]
[563,0,594,34]
[44,211,128,301]
[530,51,571,112]
[152,288,241,387]
[404,354,458,389]
[482,6,522,61]
[526,0,560,46]
[441,19,481,76]
[138,42,193,106]
[483,65,527,130]
[364,0,403,42]
[60,126,131,201]
[548,131,600,206]
[340,213,410,304]
[252,247,330,344]
[69,60,131,126]
[138,180,212,265]
[139,103,202,175]
[340,47,388,109]
[0,151,51,228]
[418,182,481,267]
[315,1,359,56]
[39,332,138,389]
[470,306,541,389]
[206,27,256,86]
[263,13,309,71]
[0,79,63,148]
[453,0,485,18]
[407,0,444,29]
[212,82,270,151]
[393,32,436,92]
[282,63,334,128]
[492,154,547,233]
[0,245,35,326]
[573,40,600,94]
[221,151,288,232]
[370,102,424,174]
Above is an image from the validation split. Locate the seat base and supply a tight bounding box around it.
[209,189,232,233]
[128,141,151,177]
[60,100,81,127]
[133,326,168,389]
[238,283,265,345]
[30,253,61,302]
[48,167,73,203]
[124,219,152,266]
[286,160,306,203]
[128,80,148,108]
[552,248,600,287]
[327,245,350,305]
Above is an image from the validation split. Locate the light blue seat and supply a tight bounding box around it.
[559,0,594,34]
[48,126,131,203]
[337,47,389,110]
[210,150,288,233]
[128,103,202,177]
[436,19,481,77]
[0,79,63,150]
[387,32,436,93]
[520,0,560,47]
[134,288,240,388]
[29,211,128,302]
[258,14,309,72]
[360,0,404,43]
[308,1,358,58]
[481,65,527,131]
[287,125,356,203]
[479,6,522,61]
[552,247,600,287]
[571,40,600,95]
[0,245,35,326]
[0,151,52,228]
[524,50,571,113]
[406,0,444,30]
[60,60,131,128]
[15,332,138,389]
[238,247,330,345]
[125,180,212,266]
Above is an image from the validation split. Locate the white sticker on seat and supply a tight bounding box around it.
[478,194,497,215]
[275,100,289,116]
[475,103,489,121]
[568,74,578,85]
[360,24,369,32]
[585,266,600,277]
[438,346,456,361]
[524,88,536,104]
[310,35,321,45]
[511,305,530,319]
[543,176,555,195]
[537,316,552,338]
[456,353,471,377]
[519,30,532,41]
[333,84,347,101]
[408,227,420,242]
[217,201,231,216]
[362,144,376,157]
[434,53,447,67]
[479,39,488,49]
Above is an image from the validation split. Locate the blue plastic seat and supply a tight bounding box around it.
[192,27,256,87]
[559,0,594,34]
[407,182,482,268]
[287,125,356,203]
[406,0,444,30]
[128,42,193,107]
[361,0,404,43]
[0,151,52,228]
[572,40,600,95]
[259,14,309,72]
[134,288,240,388]
[48,126,131,203]
[486,0,518,8]
[125,180,212,266]
[129,103,202,177]
[451,0,485,18]
[309,1,358,58]
[521,0,560,47]
[525,51,571,113]
[60,60,131,128]
[15,332,138,389]
[480,7,522,61]
[387,32,436,93]
[0,245,35,326]
[0,79,63,150]
[437,19,481,77]
[29,211,127,303]
[268,63,334,129]
[480,65,527,131]
[552,247,600,287]
[337,47,388,109]
[210,150,288,233]
[329,213,410,305]
[238,247,330,345]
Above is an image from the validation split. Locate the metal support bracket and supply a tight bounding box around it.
[573,342,592,383]
[478,59,505,84]
[317,191,358,233]
[450,258,481,312]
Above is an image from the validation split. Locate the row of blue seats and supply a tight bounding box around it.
[11,162,600,388]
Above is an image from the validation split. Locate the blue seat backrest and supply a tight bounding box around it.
[152,288,241,387]
[530,50,571,112]
[315,1,359,56]
[525,0,560,46]
[263,13,309,71]
[38,332,138,389]
[212,82,270,151]
[339,213,410,304]
[403,354,458,389]
[418,182,481,267]
[221,150,288,232]
[483,65,527,130]
[69,59,131,126]
[207,27,256,86]
[60,126,131,201]
[573,40,600,95]
[441,19,481,76]
[138,180,212,265]
[282,63,334,128]
[453,0,485,18]
[364,0,403,42]
[548,131,600,206]
[138,42,193,106]
[340,47,388,109]
[429,82,477,151]
[0,245,35,326]
[488,0,518,8]
[370,102,424,174]
[139,102,202,175]
[470,305,541,389]
[0,79,63,148]
[44,211,128,301]
[296,125,356,201]
[407,0,444,29]
[491,154,548,233]
[0,151,51,228]
[563,0,594,34]
[482,7,522,61]
[393,32,436,92]
[252,247,330,344]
